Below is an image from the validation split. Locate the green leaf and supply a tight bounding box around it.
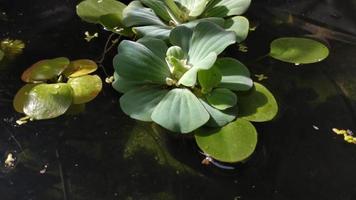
[120,86,168,121]
[206,88,237,110]
[133,25,171,39]
[68,75,103,104]
[141,0,171,22]
[13,84,37,113]
[169,25,193,54]
[238,82,278,122]
[204,0,251,17]
[225,16,249,43]
[76,0,126,23]
[198,66,222,94]
[195,118,257,163]
[113,40,170,85]
[199,98,236,127]
[137,37,168,59]
[63,59,98,78]
[182,17,225,28]
[166,46,185,60]
[269,37,329,64]
[215,57,253,91]
[188,22,236,66]
[175,0,209,17]
[22,83,73,120]
[151,88,209,133]
[21,57,70,83]
[0,49,4,61]
[112,72,143,93]
[99,14,133,36]
[123,1,167,27]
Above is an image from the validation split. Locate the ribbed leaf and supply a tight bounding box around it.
[112,72,143,93]
[123,1,167,26]
[113,40,170,85]
[188,22,235,66]
[199,98,236,127]
[137,37,168,59]
[133,25,171,39]
[198,66,222,94]
[169,25,193,54]
[204,0,251,17]
[141,0,171,22]
[225,16,249,43]
[120,86,168,121]
[151,88,209,133]
[215,57,253,91]
[175,0,208,17]
[206,88,237,110]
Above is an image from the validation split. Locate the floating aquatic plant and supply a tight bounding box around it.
[0,39,25,60]
[13,58,102,123]
[113,22,278,163]
[77,0,251,42]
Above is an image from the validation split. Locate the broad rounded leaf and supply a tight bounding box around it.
[188,22,236,66]
[215,57,253,91]
[76,0,126,23]
[206,88,237,110]
[175,0,208,17]
[238,82,278,122]
[151,88,209,133]
[204,0,251,17]
[68,75,103,104]
[269,37,329,64]
[99,14,133,36]
[133,25,171,39]
[123,1,167,27]
[113,40,170,85]
[137,37,168,59]
[112,72,143,93]
[13,84,37,113]
[63,59,98,78]
[198,66,222,94]
[141,0,171,22]
[182,17,225,29]
[21,57,70,83]
[23,83,73,120]
[199,99,236,127]
[195,118,257,163]
[225,16,249,43]
[170,25,193,54]
[120,86,168,121]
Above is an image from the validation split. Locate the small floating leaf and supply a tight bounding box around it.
[238,82,278,122]
[13,84,37,113]
[22,83,73,120]
[67,75,102,104]
[76,0,126,23]
[195,119,258,163]
[63,59,98,78]
[269,37,329,64]
[21,57,70,83]
[206,88,237,110]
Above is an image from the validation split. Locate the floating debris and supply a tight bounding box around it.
[105,76,114,84]
[84,31,98,42]
[4,153,16,168]
[238,44,248,52]
[39,164,48,174]
[312,125,319,130]
[199,151,235,170]
[332,128,356,144]
[254,74,268,81]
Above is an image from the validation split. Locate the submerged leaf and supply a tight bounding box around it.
[238,82,278,122]
[151,88,209,133]
[68,75,102,104]
[21,57,70,83]
[120,86,168,121]
[269,37,329,64]
[195,118,257,163]
[22,83,73,120]
[63,59,98,78]
[206,88,237,110]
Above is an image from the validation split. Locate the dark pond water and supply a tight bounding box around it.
[1,0,356,199]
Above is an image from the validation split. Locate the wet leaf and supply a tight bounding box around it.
[63,59,98,78]
[22,83,73,120]
[195,118,257,163]
[206,88,237,110]
[238,82,278,122]
[269,37,329,64]
[13,84,37,113]
[21,57,70,83]
[68,75,102,104]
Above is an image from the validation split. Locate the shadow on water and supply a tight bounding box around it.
[1,0,356,200]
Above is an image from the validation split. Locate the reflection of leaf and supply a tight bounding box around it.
[195,118,257,163]
[270,37,329,64]
[238,82,278,122]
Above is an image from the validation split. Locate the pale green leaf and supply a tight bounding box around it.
[169,25,193,54]
[195,118,257,163]
[225,16,249,43]
[120,86,168,121]
[123,1,167,26]
[215,57,253,91]
[175,0,208,17]
[206,88,237,110]
[238,82,278,122]
[182,17,225,28]
[199,98,236,127]
[269,37,329,64]
[198,66,222,94]
[166,46,185,60]
[151,88,209,133]
[68,75,103,104]
[137,37,168,58]
[141,0,171,22]
[76,0,126,23]
[112,72,143,93]
[204,0,251,17]
[133,25,171,39]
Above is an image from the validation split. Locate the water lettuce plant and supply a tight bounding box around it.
[13,58,102,123]
[77,0,251,42]
[113,21,278,162]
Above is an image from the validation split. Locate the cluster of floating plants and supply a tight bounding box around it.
[13,58,102,124]
[11,0,331,165]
